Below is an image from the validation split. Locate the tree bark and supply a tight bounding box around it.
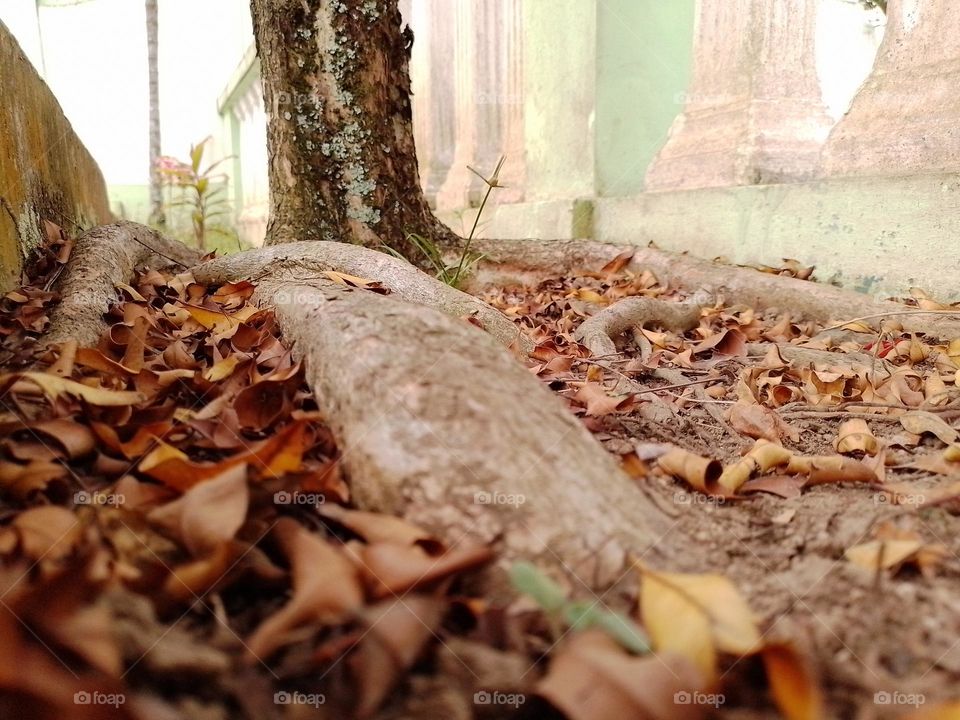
[248,0,456,259]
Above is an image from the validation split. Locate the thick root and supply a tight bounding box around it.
[467,238,960,340]
[194,265,675,594]
[190,242,533,355]
[44,221,200,348]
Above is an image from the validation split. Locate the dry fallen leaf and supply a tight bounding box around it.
[639,566,762,680]
[537,630,707,720]
[899,410,958,445]
[762,642,824,720]
[834,419,879,455]
[657,447,723,496]
[246,518,364,660]
[147,464,249,556]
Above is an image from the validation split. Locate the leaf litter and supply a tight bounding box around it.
[0,231,958,717]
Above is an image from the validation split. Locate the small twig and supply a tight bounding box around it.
[129,235,190,269]
[780,411,910,421]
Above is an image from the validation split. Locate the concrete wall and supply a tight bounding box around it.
[0,20,111,290]
[595,0,695,198]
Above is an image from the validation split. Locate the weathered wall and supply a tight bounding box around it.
[0,20,111,290]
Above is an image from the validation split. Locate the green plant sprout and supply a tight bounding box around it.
[156,137,236,251]
[382,156,504,289]
[509,561,650,654]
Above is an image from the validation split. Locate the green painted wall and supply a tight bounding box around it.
[595,0,695,197]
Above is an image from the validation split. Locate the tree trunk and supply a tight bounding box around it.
[145,0,164,228]
[248,0,456,259]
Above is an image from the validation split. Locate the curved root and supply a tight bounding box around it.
[44,221,200,348]
[190,242,533,355]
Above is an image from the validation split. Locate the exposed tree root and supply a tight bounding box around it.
[42,232,676,594]
[746,342,895,375]
[191,242,532,354]
[43,221,200,348]
[467,238,960,339]
[196,270,674,594]
[573,295,705,358]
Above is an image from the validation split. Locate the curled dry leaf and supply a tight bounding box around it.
[657,447,723,496]
[899,410,958,445]
[356,541,493,598]
[639,566,762,681]
[147,464,249,556]
[717,439,793,495]
[1,371,145,407]
[246,518,364,661]
[318,504,436,547]
[834,419,879,455]
[728,403,799,443]
[574,382,635,416]
[785,455,880,486]
[349,596,445,718]
[536,630,707,720]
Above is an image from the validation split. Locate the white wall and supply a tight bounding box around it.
[816,0,886,120]
[0,0,254,189]
[1,0,44,71]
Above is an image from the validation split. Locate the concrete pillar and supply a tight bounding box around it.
[522,0,597,201]
[820,0,960,177]
[435,1,479,210]
[436,0,525,210]
[408,0,455,207]
[474,0,524,204]
[645,0,833,191]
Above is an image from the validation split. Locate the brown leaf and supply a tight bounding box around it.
[728,403,799,443]
[762,643,824,720]
[2,372,144,406]
[537,630,707,720]
[899,410,958,445]
[350,596,445,718]
[318,504,436,547]
[657,447,723,495]
[357,542,493,598]
[147,464,249,556]
[246,519,364,660]
[740,474,805,499]
[573,382,635,416]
